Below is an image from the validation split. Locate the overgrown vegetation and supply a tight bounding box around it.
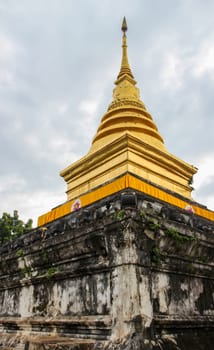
[164,227,196,245]
[151,246,167,264]
[42,248,49,264]
[113,209,126,220]
[46,267,57,279]
[16,248,24,258]
[0,210,33,245]
[23,265,32,278]
[151,247,162,264]
[198,255,208,263]
[140,210,147,220]
[148,219,160,232]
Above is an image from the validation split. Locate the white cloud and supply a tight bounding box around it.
[0,174,26,193]
[161,50,185,89]
[0,33,17,86]
[0,188,66,227]
[194,154,214,188]
[0,0,213,227]
[160,35,214,91]
[0,33,17,62]
[202,196,214,212]
[193,154,214,210]
[23,131,78,167]
[79,99,99,115]
[0,68,14,86]
[192,40,214,80]
[0,173,66,226]
[57,102,69,115]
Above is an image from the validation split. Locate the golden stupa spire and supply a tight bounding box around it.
[90,17,165,152]
[58,18,197,210]
[38,17,202,227]
[117,17,135,81]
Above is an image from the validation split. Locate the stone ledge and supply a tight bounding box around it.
[0,315,111,326]
[0,316,112,341]
[154,314,214,328]
[0,334,98,350]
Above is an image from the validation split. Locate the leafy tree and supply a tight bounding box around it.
[0,210,33,244]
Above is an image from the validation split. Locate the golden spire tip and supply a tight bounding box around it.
[121,17,127,33]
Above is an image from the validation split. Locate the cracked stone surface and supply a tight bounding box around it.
[0,190,213,349]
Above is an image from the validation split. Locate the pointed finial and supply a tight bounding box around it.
[121,17,127,33]
[116,17,134,82]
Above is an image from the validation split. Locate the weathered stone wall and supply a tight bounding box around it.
[0,190,213,349]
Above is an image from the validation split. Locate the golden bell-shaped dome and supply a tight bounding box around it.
[90,17,165,153]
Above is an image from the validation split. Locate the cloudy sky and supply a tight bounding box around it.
[0,0,214,226]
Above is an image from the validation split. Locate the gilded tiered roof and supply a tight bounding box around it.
[90,17,164,152]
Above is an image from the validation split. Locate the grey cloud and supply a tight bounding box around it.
[196,176,214,197]
[0,0,213,225]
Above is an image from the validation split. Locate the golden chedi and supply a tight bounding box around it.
[38,18,214,226]
[60,17,196,201]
